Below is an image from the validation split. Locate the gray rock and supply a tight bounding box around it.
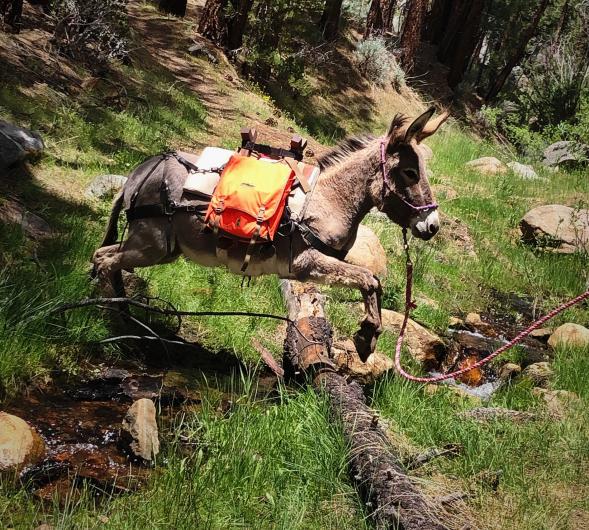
[465,157,507,175]
[121,398,159,463]
[522,362,553,387]
[499,363,522,381]
[543,141,588,168]
[188,42,218,64]
[532,388,580,420]
[0,199,54,240]
[507,161,541,180]
[520,204,589,253]
[85,174,127,199]
[0,121,44,169]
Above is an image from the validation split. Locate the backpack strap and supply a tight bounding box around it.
[240,205,266,272]
[283,158,310,193]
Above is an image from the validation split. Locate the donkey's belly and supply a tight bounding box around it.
[174,214,292,278]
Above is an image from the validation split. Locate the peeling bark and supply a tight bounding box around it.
[281,280,446,529]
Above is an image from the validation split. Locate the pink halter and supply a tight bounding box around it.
[380,140,438,214]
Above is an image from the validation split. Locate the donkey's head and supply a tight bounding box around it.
[378,107,449,240]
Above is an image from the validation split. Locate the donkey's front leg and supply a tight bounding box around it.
[291,249,383,361]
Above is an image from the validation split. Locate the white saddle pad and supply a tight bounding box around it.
[183,147,234,198]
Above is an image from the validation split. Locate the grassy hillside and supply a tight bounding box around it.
[1,2,588,529]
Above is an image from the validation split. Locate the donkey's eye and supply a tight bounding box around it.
[401,168,419,182]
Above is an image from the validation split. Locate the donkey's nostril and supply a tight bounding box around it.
[429,223,439,235]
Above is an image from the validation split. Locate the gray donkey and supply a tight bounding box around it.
[92,107,449,360]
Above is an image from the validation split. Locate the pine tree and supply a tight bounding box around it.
[320,0,344,40]
[485,0,551,100]
[399,0,427,71]
[198,0,228,46]
[364,0,396,38]
[158,0,187,17]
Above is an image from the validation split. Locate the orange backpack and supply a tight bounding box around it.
[205,154,296,269]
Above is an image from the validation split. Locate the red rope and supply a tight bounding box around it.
[394,229,589,384]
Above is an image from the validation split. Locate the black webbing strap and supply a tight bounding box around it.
[126,204,166,221]
[295,221,347,261]
[242,141,303,161]
[172,152,200,172]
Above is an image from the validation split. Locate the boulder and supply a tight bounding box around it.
[498,363,522,381]
[520,204,589,254]
[465,157,507,175]
[532,387,580,419]
[332,340,393,384]
[548,323,589,349]
[344,224,387,277]
[120,399,159,463]
[85,174,127,199]
[522,362,553,387]
[0,121,44,169]
[448,316,464,328]
[542,141,589,168]
[464,312,494,334]
[0,412,46,473]
[529,328,552,341]
[381,309,446,367]
[507,161,541,180]
[0,199,54,240]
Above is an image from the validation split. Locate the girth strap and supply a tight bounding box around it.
[294,221,347,261]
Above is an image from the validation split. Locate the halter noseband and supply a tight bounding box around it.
[380,140,438,214]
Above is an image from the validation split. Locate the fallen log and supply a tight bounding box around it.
[280,280,446,529]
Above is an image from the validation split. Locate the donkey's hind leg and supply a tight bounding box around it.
[92,223,178,299]
[291,249,382,361]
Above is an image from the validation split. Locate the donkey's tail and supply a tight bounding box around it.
[100,191,125,248]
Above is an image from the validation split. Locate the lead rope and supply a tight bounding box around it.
[394,227,589,383]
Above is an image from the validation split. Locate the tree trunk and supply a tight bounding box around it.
[437,0,468,63]
[1,0,23,28]
[425,0,451,44]
[399,0,427,72]
[281,280,446,529]
[226,0,253,50]
[198,0,229,47]
[320,0,344,41]
[158,0,187,17]
[364,0,396,38]
[447,0,485,87]
[485,0,551,101]
[554,0,570,43]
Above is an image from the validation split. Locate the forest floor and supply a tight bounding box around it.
[1,1,588,529]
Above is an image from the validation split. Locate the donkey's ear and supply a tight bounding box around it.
[387,113,410,147]
[417,109,450,142]
[404,107,436,143]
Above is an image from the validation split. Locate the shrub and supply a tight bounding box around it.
[518,42,589,127]
[354,36,405,89]
[51,0,129,66]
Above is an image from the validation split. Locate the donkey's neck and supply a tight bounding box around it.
[304,141,383,250]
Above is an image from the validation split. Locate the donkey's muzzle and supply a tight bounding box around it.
[410,210,440,240]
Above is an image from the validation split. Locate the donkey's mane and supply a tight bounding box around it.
[317,134,375,170]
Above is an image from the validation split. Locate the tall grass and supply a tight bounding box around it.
[0,4,588,528]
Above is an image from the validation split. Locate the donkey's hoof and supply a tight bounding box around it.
[353,328,377,363]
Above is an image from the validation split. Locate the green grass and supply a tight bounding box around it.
[1,382,368,529]
[1,4,588,529]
